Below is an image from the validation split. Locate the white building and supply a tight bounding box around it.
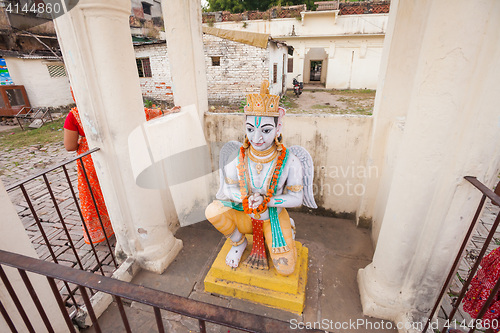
[205,7,389,90]
[1,54,73,108]
[135,28,289,104]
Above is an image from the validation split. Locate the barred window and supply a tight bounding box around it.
[136,58,152,77]
[211,56,221,66]
[46,64,67,78]
[273,63,278,83]
[142,2,152,15]
[288,58,293,73]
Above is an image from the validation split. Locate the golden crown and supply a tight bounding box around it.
[244,80,280,117]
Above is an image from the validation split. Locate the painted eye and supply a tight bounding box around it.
[263,129,271,134]
[247,128,254,132]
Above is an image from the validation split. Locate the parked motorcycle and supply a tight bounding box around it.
[292,74,303,97]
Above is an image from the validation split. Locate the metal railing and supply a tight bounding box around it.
[5,147,118,312]
[0,249,322,333]
[423,176,500,333]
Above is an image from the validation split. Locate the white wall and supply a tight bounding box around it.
[203,34,268,104]
[267,41,288,95]
[209,13,388,37]
[0,181,67,332]
[135,43,174,103]
[204,113,374,215]
[358,0,500,328]
[4,57,73,108]
[136,36,286,104]
[209,14,387,90]
[130,0,162,18]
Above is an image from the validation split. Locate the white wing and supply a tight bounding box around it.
[288,145,317,209]
[215,141,242,200]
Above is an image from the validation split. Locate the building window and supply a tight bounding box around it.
[288,58,293,73]
[142,2,152,15]
[5,88,25,106]
[273,63,278,84]
[136,58,152,77]
[46,64,67,78]
[211,56,221,66]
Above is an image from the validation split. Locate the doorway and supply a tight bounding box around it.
[310,60,322,82]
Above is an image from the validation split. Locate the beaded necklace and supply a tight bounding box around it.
[248,157,276,189]
[237,144,287,219]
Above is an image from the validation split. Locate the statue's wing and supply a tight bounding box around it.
[289,145,317,209]
[215,141,242,200]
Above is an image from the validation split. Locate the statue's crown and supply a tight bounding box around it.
[244,80,280,117]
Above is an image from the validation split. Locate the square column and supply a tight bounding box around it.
[162,0,208,120]
[54,0,182,274]
[357,0,500,328]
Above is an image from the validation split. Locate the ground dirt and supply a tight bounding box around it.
[209,89,376,116]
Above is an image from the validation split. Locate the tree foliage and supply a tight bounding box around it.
[207,0,317,13]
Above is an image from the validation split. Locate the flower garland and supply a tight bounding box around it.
[238,144,287,218]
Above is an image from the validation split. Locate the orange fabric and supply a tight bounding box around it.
[205,201,297,276]
[70,108,114,244]
[69,107,164,244]
[144,108,163,121]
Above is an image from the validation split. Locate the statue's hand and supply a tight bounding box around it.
[249,193,264,209]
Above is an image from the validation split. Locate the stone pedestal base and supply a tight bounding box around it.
[204,235,308,314]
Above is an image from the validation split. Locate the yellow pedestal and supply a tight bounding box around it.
[204,235,309,314]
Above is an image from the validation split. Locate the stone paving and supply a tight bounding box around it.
[0,141,117,310]
[1,128,499,332]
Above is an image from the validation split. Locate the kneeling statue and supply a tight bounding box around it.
[205,81,317,276]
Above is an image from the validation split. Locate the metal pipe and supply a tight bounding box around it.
[114,296,132,333]
[42,173,84,271]
[422,194,487,332]
[62,164,104,276]
[79,286,102,333]
[199,319,207,333]
[448,213,500,321]
[0,250,322,333]
[78,157,117,268]
[0,266,35,332]
[17,269,54,333]
[154,307,165,333]
[46,277,77,333]
[0,298,18,332]
[19,184,79,308]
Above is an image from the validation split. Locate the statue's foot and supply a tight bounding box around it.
[226,237,247,268]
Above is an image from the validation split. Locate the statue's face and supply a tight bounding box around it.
[245,116,279,151]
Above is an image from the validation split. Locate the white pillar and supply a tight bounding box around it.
[325,41,335,89]
[0,181,67,332]
[162,0,208,120]
[358,0,500,328]
[53,0,182,274]
[297,42,305,84]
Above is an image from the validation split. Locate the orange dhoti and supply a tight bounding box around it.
[205,200,297,276]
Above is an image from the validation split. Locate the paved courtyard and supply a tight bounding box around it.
[1,122,499,332]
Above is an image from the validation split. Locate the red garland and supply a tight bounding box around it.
[237,144,286,216]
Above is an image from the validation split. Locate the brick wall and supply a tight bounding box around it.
[134,43,174,103]
[134,36,271,105]
[203,34,269,105]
